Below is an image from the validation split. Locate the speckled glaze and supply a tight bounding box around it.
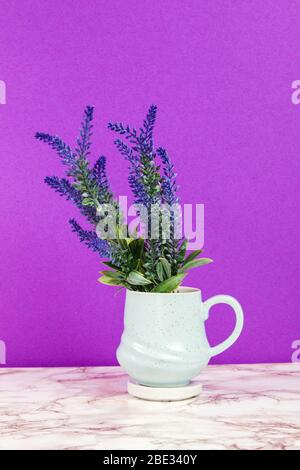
[117,287,244,387]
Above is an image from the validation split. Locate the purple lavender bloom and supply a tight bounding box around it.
[156,147,181,263]
[108,104,157,157]
[76,105,94,158]
[37,107,115,258]
[141,104,157,154]
[44,176,82,202]
[44,176,98,223]
[107,121,139,145]
[69,219,110,257]
[92,156,111,201]
[35,133,77,168]
[156,147,178,206]
[108,105,159,209]
[113,138,148,206]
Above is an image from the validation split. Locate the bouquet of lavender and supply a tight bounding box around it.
[36,105,212,293]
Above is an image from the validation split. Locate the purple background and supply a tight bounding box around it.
[0,0,299,366]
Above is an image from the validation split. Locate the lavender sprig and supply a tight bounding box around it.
[109,105,161,208]
[69,219,110,257]
[107,122,139,144]
[156,147,180,270]
[35,133,77,168]
[44,176,98,224]
[92,156,112,203]
[109,106,162,278]
[113,138,148,206]
[141,104,157,153]
[76,105,94,158]
[157,147,178,206]
[36,106,115,258]
[108,106,157,156]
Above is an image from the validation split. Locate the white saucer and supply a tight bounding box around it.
[127,380,202,401]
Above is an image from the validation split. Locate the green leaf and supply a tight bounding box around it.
[116,236,128,250]
[176,239,188,263]
[134,258,143,272]
[151,273,186,293]
[159,257,172,279]
[102,261,121,271]
[127,271,153,286]
[100,270,125,279]
[81,198,94,206]
[179,258,213,272]
[182,249,203,266]
[128,238,144,260]
[156,262,164,282]
[98,276,124,286]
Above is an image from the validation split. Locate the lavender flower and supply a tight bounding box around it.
[36,106,114,257]
[44,176,98,224]
[107,121,139,146]
[35,133,77,168]
[69,219,110,257]
[113,139,148,206]
[92,156,112,202]
[108,105,160,209]
[157,147,178,206]
[156,147,181,269]
[141,104,157,154]
[44,176,82,203]
[109,106,163,277]
[108,105,157,156]
[76,105,94,158]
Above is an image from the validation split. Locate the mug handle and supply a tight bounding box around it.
[203,295,244,357]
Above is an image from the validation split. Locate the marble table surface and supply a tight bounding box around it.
[0,363,299,450]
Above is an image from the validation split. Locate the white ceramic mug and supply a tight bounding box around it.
[117,287,244,387]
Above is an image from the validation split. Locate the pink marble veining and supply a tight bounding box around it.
[0,363,299,450]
